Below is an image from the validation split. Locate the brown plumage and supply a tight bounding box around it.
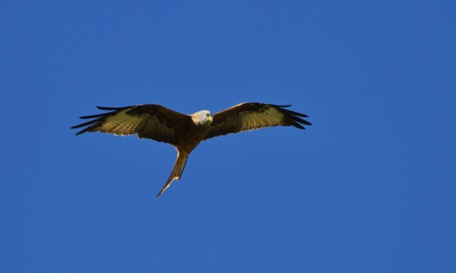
[72,102,312,197]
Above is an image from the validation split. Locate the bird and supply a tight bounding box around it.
[71,102,312,197]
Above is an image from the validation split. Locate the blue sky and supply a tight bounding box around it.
[1,1,455,272]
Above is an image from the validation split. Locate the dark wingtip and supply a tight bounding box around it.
[71,126,90,135]
[71,105,128,136]
[96,106,126,111]
[274,104,292,108]
[70,123,86,135]
[293,122,305,129]
[274,104,312,129]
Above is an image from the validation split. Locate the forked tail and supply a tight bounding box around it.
[156,151,189,198]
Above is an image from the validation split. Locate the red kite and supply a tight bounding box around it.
[72,102,312,197]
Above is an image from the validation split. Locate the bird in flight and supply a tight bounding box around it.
[72,102,312,197]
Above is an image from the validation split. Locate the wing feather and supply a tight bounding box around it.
[71,104,189,145]
[204,102,311,140]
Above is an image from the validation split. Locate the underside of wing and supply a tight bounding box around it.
[71,104,188,145]
[204,102,312,140]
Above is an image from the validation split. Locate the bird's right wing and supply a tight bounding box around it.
[71,104,189,145]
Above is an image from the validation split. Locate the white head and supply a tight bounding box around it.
[191,110,213,126]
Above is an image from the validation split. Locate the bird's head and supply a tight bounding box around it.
[191,110,213,126]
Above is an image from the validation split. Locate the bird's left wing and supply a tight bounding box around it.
[71,104,189,145]
[204,102,312,140]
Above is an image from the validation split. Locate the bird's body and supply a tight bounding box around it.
[72,102,311,197]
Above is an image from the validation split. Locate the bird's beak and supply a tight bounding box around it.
[208,116,213,122]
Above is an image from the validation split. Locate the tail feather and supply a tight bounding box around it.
[156,151,189,198]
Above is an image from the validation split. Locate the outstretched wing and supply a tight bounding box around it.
[204,102,312,140]
[71,104,189,145]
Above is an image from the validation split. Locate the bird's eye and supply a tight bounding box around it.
[206,113,210,117]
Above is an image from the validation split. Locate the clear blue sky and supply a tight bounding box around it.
[1,1,455,272]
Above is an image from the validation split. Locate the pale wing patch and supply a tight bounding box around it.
[98,110,142,136]
[240,108,283,131]
[262,107,285,126]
